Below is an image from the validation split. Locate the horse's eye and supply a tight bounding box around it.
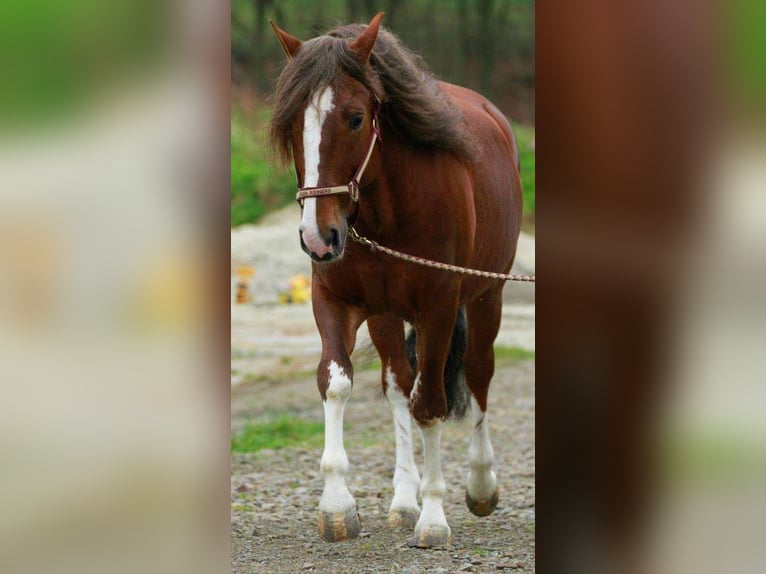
[349,115,364,131]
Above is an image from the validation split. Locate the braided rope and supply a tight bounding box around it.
[348,227,535,282]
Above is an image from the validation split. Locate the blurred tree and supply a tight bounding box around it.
[346,0,361,22]
[231,0,534,123]
[477,0,494,92]
[230,0,535,227]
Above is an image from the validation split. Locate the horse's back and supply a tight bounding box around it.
[439,82,523,279]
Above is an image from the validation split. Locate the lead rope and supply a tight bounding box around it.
[348,227,535,282]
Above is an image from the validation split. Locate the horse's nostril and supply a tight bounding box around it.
[328,227,340,249]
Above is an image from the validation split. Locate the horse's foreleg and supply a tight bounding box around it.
[411,420,450,547]
[408,304,459,547]
[313,284,365,542]
[367,315,420,529]
[387,381,421,528]
[463,288,503,516]
[317,359,358,541]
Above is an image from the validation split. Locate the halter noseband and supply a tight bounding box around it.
[295,106,381,207]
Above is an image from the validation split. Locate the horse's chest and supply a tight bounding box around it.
[317,263,417,317]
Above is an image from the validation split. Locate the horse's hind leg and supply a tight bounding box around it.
[313,283,366,542]
[367,315,420,529]
[463,287,504,516]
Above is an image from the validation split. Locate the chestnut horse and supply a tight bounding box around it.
[269,13,522,547]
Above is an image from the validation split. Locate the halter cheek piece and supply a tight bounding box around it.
[295,105,381,207]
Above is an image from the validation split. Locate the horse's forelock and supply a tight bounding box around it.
[329,24,477,162]
[270,23,475,165]
[270,35,381,165]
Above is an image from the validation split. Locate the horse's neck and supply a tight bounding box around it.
[360,138,422,236]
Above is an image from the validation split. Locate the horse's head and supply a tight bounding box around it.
[270,13,384,263]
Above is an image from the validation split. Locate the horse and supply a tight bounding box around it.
[268,12,523,548]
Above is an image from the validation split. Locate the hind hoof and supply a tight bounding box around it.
[466,488,499,517]
[408,524,452,548]
[317,507,361,542]
[388,507,419,529]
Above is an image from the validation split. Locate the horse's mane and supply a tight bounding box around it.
[270,23,477,165]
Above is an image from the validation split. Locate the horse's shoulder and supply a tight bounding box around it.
[437,82,518,163]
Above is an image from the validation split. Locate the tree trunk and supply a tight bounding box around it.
[254,0,267,50]
[477,0,494,92]
[363,0,378,19]
[456,0,470,76]
[385,0,402,29]
[347,0,360,22]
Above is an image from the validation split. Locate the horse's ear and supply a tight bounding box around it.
[349,12,384,62]
[269,21,302,60]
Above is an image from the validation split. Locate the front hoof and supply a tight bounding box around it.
[408,524,452,548]
[466,488,499,517]
[317,507,361,542]
[388,507,419,529]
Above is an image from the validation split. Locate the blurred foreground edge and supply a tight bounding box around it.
[0,2,231,574]
[537,1,715,573]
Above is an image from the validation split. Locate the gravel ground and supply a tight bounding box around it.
[231,208,535,572]
[231,359,535,574]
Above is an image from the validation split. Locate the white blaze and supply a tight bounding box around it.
[300,86,335,256]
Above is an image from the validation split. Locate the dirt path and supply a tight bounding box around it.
[230,205,534,387]
[231,210,535,572]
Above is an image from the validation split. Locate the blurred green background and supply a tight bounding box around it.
[231,0,535,229]
[0,0,169,132]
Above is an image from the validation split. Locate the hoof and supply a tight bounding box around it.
[317,507,361,542]
[408,524,452,548]
[388,508,419,529]
[466,488,499,517]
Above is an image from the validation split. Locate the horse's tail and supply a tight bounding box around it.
[405,307,471,420]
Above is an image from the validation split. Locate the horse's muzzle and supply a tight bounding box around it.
[299,226,346,263]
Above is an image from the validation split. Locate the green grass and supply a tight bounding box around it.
[729,0,766,125]
[231,415,324,453]
[662,431,766,487]
[494,345,535,362]
[354,357,382,373]
[356,346,533,373]
[512,122,536,231]
[239,369,317,386]
[231,108,296,227]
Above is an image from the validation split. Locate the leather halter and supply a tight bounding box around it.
[295,106,381,207]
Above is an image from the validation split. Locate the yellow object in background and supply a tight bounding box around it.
[278,274,311,304]
[235,266,255,304]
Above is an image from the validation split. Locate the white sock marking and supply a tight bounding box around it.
[385,363,420,514]
[410,372,422,405]
[466,396,497,500]
[299,86,335,256]
[415,422,450,535]
[319,359,355,513]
